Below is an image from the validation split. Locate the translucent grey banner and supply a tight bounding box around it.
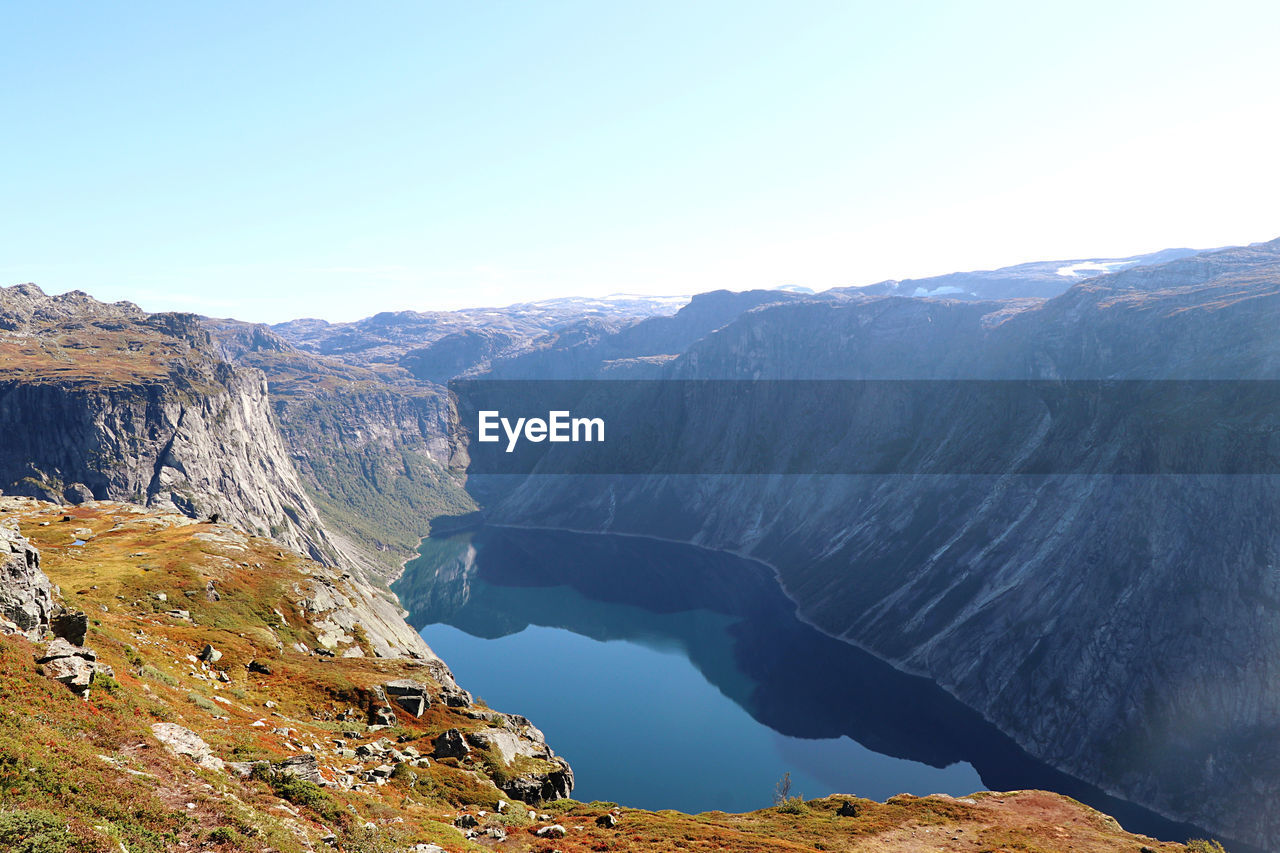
[449,379,1280,475]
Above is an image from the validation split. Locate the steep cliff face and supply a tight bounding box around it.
[0,284,445,659]
[0,285,339,567]
[475,239,1280,849]
[205,317,473,579]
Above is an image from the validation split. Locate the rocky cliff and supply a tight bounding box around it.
[0,284,338,565]
[0,284,437,659]
[0,516,51,639]
[205,317,474,579]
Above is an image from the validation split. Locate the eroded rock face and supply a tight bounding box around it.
[0,517,52,639]
[0,285,338,568]
[383,678,430,717]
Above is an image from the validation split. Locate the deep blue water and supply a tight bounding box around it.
[394,526,1210,842]
[420,612,980,811]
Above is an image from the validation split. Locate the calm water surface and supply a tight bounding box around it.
[394,526,1207,842]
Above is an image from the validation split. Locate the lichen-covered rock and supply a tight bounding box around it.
[151,722,224,771]
[273,754,322,784]
[431,728,470,759]
[36,638,100,698]
[0,517,51,639]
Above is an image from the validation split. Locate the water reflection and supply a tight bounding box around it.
[395,526,1210,842]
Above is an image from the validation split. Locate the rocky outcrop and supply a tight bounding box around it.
[465,715,575,804]
[431,728,470,759]
[0,284,339,567]
[0,516,51,639]
[384,678,431,716]
[36,637,98,697]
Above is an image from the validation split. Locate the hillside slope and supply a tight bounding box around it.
[0,497,1204,853]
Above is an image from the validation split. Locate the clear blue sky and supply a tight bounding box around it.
[3,2,1279,322]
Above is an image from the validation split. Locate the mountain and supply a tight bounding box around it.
[0,240,1256,852]
[462,238,1280,850]
[269,293,689,370]
[0,283,443,659]
[0,285,337,565]
[203,289,792,578]
[845,246,1208,301]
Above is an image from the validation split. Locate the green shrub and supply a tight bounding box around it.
[206,827,243,845]
[186,692,218,713]
[1186,841,1228,853]
[140,665,177,687]
[250,766,346,825]
[0,809,72,853]
[92,670,122,696]
[775,797,809,815]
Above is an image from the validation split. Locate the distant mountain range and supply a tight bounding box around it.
[847,246,1208,300]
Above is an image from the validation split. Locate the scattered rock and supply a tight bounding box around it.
[35,637,99,697]
[248,659,273,675]
[151,722,225,771]
[596,813,619,828]
[454,814,479,829]
[274,754,322,784]
[535,825,567,838]
[72,527,94,540]
[42,653,95,696]
[226,760,265,777]
[198,643,222,663]
[431,728,471,759]
[205,580,220,602]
